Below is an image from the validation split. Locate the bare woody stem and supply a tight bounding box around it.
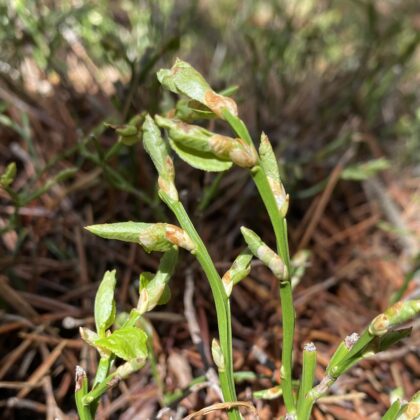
[159,191,241,420]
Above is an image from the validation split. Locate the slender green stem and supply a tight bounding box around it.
[296,345,317,417]
[160,192,240,420]
[164,371,259,407]
[82,358,146,406]
[250,166,296,413]
[75,367,92,420]
[382,400,402,420]
[90,355,113,416]
[224,109,296,412]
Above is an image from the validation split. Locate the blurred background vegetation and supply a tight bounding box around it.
[0,0,419,418]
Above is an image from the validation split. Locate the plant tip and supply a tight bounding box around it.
[344,332,360,349]
[304,342,316,352]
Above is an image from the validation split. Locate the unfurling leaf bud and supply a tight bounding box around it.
[157,58,238,119]
[240,227,288,280]
[253,385,283,400]
[86,222,195,253]
[137,248,178,314]
[222,248,253,296]
[142,114,178,201]
[369,300,420,336]
[291,249,311,289]
[106,113,145,145]
[259,133,289,217]
[211,338,225,371]
[155,115,257,168]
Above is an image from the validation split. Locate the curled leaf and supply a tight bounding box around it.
[259,133,289,217]
[156,115,257,169]
[106,113,145,145]
[142,115,178,201]
[157,58,238,118]
[169,138,233,172]
[222,248,253,296]
[240,227,288,280]
[211,338,225,371]
[137,248,178,314]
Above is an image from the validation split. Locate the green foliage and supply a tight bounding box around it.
[77,55,419,420]
[85,222,150,244]
[157,58,238,118]
[94,270,117,337]
[341,158,391,181]
[95,326,148,361]
[0,162,16,188]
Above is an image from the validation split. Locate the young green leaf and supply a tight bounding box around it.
[137,247,178,314]
[169,139,233,172]
[105,113,145,146]
[259,133,289,217]
[142,114,178,201]
[157,58,238,118]
[86,222,195,253]
[382,400,401,420]
[156,115,257,169]
[95,270,117,337]
[369,300,420,336]
[174,98,216,122]
[95,326,148,361]
[222,248,253,296]
[253,385,283,400]
[0,162,17,188]
[341,158,390,181]
[86,221,150,243]
[211,338,225,372]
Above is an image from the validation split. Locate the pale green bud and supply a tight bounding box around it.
[222,248,253,296]
[259,133,289,217]
[137,248,178,314]
[211,338,225,371]
[240,227,288,280]
[106,113,145,146]
[253,385,283,400]
[86,222,195,253]
[291,249,311,289]
[369,300,420,336]
[142,114,178,201]
[157,58,238,118]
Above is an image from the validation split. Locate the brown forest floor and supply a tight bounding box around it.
[1,57,420,419]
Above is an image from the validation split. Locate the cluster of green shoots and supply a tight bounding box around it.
[76,59,420,420]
